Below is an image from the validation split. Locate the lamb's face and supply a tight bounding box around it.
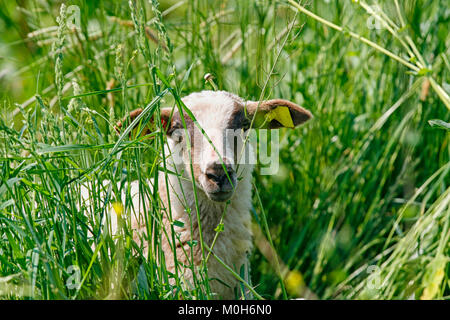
[119,90,312,202]
[166,91,250,202]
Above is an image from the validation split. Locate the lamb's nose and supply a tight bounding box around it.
[205,160,236,191]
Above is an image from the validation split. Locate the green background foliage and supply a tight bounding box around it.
[0,0,449,299]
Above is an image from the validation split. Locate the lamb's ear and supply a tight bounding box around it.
[245,99,312,129]
[114,107,174,137]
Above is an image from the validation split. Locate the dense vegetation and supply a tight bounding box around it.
[0,0,448,299]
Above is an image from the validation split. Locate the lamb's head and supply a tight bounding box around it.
[118,90,312,202]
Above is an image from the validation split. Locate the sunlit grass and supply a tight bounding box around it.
[0,0,449,300]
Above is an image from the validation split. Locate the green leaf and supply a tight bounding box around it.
[63,115,77,127]
[173,220,184,228]
[154,67,171,88]
[62,82,153,100]
[428,119,450,131]
[417,68,432,76]
[6,232,23,260]
[187,240,198,247]
[0,177,22,198]
[0,199,15,210]
[214,223,224,233]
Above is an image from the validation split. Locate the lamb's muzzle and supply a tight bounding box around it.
[202,159,236,201]
[103,90,312,299]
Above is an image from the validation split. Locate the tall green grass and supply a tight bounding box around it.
[0,0,449,299]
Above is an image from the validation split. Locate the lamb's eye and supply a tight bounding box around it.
[171,130,183,143]
[170,123,184,143]
[242,118,251,131]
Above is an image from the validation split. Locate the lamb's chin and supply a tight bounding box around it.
[205,190,234,202]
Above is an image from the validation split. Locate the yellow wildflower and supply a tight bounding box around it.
[420,255,446,300]
[421,267,445,300]
[285,270,305,295]
[112,202,124,218]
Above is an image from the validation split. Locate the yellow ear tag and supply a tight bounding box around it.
[266,106,294,128]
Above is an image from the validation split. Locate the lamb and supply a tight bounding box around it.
[86,90,312,299]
